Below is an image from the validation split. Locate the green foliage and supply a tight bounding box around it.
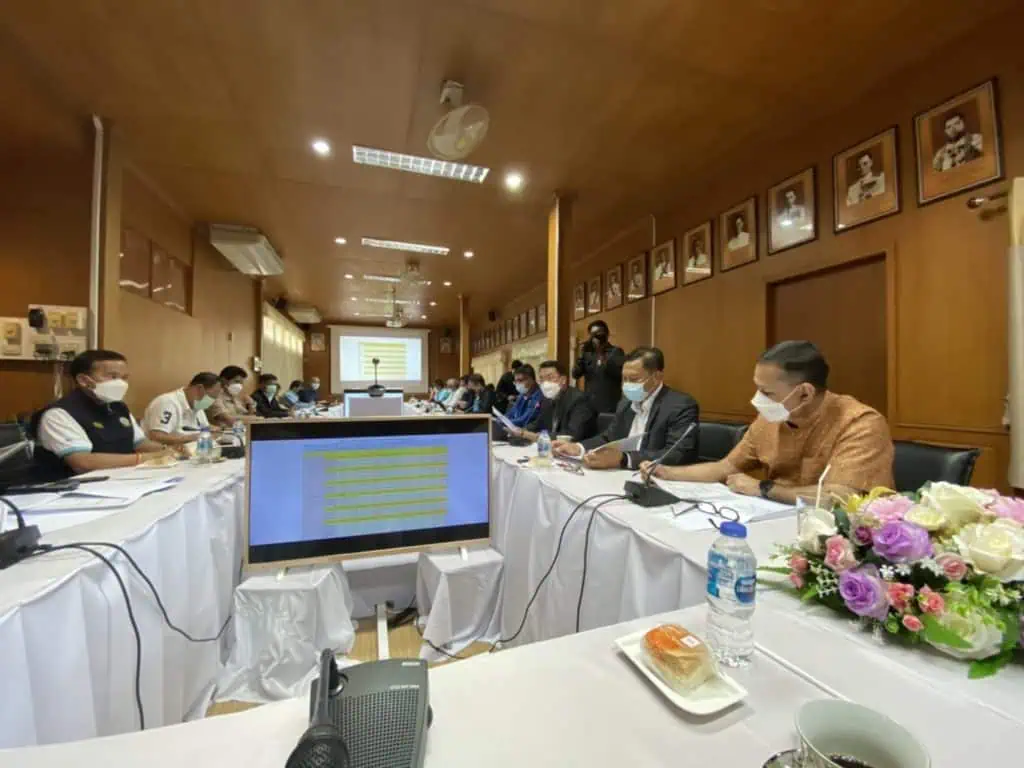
[800,585,819,603]
[969,651,1014,680]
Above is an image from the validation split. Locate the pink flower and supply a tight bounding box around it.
[864,495,914,523]
[918,586,945,616]
[902,614,924,633]
[789,572,805,589]
[823,535,858,572]
[788,553,809,573]
[990,496,1024,525]
[935,552,969,582]
[852,526,874,546]
[886,582,915,612]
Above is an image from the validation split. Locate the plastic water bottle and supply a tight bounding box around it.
[196,426,214,464]
[536,430,552,466]
[705,521,756,667]
[232,420,246,444]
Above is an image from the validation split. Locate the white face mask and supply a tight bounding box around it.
[515,382,528,395]
[751,388,799,423]
[311,382,320,391]
[227,382,243,396]
[93,378,129,403]
[540,381,561,400]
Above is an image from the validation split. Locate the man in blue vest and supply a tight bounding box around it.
[32,349,170,480]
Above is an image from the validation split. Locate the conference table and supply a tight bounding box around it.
[5,600,1021,767]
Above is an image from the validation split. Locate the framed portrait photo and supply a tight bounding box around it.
[834,126,900,233]
[649,239,677,295]
[626,254,647,302]
[604,264,623,310]
[497,326,504,346]
[519,312,528,337]
[513,316,522,341]
[768,167,817,254]
[573,283,587,320]
[586,276,602,315]
[682,221,713,286]
[915,79,1003,206]
[527,307,537,336]
[538,303,547,332]
[719,197,758,272]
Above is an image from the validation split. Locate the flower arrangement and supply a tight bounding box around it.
[766,482,1023,678]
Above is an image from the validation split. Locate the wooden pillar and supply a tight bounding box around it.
[458,293,470,373]
[96,120,124,349]
[546,194,573,362]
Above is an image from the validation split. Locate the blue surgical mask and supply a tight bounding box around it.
[194,394,215,412]
[265,384,279,397]
[622,381,647,402]
[283,390,299,405]
[515,383,528,395]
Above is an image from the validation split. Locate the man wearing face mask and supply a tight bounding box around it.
[31,349,169,479]
[208,365,255,427]
[554,347,699,470]
[502,364,545,437]
[298,376,321,404]
[572,320,625,414]
[643,340,893,501]
[143,372,222,446]
[252,373,291,418]
[515,360,597,443]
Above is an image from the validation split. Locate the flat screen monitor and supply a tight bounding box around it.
[245,415,491,568]
[343,388,404,417]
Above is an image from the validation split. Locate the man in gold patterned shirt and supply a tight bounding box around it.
[643,340,893,503]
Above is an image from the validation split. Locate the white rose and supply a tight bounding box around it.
[904,504,947,532]
[925,609,1004,660]
[920,482,988,531]
[955,518,1024,582]
[797,507,837,555]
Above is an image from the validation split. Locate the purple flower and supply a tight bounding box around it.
[852,525,874,546]
[991,497,1024,525]
[839,565,890,621]
[872,521,933,563]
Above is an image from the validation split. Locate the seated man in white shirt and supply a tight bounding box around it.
[31,349,169,480]
[143,371,222,447]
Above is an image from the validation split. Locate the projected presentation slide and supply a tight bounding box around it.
[340,335,421,383]
[248,431,489,548]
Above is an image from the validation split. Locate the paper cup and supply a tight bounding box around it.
[796,701,929,768]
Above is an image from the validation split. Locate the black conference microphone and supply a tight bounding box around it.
[286,649,350,768]
[367,357,385,398]
[0,496,41,570]
[623,422,697,508]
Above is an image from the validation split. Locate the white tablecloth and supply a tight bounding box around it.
[0,461,246,748]
[4,602,1020,767]
[489,445,792,645]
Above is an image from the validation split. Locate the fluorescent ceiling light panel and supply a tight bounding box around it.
[361,237,450,256]
[362,297,419,305]
[362,274,403,283]
[353,145,489,183]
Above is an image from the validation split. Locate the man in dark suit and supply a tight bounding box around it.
[494,359,522,414]
[572,320,625,414]
[554,346,699,470]
[513,360,597,443]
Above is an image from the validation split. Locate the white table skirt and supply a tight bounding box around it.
[4,603,1020,768]
[0,462,245,748]
[489,446,792,646]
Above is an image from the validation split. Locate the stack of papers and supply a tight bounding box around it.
[652,478,794,526]
[17,476,184,514]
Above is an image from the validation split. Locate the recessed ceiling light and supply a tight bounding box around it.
[425,280,432,286]
[463,250,474,259]
[504,170,525,192]
[354,312,360,316]
[353,145,489,184]
[311,138,332,156]
[343,273,354,279]
[429,301,437,307]
[421,315,427,320]
[350,296,357,301]
[334,237,347,245]
[361,237,450,256]
[443,281,452,287]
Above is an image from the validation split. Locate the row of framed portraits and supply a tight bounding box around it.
[573,78,1003,319]
[473,303,547,354]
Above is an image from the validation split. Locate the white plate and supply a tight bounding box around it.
[614,628,748,716]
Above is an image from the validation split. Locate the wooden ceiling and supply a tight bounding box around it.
[0,0,1013,326]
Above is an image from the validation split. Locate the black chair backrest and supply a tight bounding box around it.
[596,412,615,435]
[698,421,748,463]
[892,440,981,493]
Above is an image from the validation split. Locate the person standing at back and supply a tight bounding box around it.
[495,359,522,413]
[572,320,625,414]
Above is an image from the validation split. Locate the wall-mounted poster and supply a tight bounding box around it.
[538,303,547,332]
[605,264,623,309]
[682,222,713,286]
[719,196,758,272]
[586,276,602,315]
[650,239,677,295]
[626,253,647,302]
[914,79,1003,206]
[834,126,900,232]
[527,307,537,336]
[573,283,587,320]
[440,336,454,354]
[768,166,817,254]
[309,332,325,352]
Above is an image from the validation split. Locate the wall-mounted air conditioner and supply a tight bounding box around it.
[210,224,284,276]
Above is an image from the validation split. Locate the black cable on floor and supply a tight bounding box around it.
[574,495,628,633]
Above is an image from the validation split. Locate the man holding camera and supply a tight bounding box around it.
[572,320,625,414]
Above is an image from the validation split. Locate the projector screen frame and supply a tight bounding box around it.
[329,325,430,395]
[243,414,491,571]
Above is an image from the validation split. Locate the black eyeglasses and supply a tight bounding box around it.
[671,499,741,529]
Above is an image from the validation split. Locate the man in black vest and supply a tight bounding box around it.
[32,349,169,480]
[516,359,597,443]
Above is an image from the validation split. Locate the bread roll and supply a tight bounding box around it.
[642,624,714,693]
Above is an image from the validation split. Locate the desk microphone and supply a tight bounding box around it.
[623,423,696,508]
[0,496,41,569]
[286,649,350,768]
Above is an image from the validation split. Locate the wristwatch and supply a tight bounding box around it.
[759,479,775,499]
